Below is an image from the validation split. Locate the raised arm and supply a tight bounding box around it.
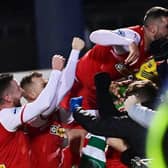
[22,55,65,122]
[90,28,141,65]
[0,55,65,131]
[55,37,85,106]
[39,37,85,119]
[90,28,140,48]
[4,55,65,130]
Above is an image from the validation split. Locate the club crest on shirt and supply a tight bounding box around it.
[50,125,65,137]
[115,63,125,72]
[0,164,6,168]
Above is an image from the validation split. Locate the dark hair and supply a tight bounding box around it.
[149,37,168,61]
[0,73,13,103]
[143,6,168,26]
[126,80,158,108]
[20,72,42,89]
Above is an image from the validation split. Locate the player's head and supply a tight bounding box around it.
[20,72,47,102]
[143,6,168,40]
[0,73,23,107]
[126,80,158,108]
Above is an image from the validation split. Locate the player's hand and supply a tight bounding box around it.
[52,55,65,70]
[109,80,132,98]
[72,37,85,51]
[124,42,140,66]
[109,81,121,98]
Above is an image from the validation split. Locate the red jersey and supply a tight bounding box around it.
[60,25,150,168]
[0,124,34,168]
[27,120,64,168]
[60,25,150,110]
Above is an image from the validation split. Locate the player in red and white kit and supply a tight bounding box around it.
[0,36,83,168]
[0,55,64,168]
[60,6,168,168]
[20,37,85,168]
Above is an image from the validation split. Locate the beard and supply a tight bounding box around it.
[13,98,21,107]
[15,102,21,107]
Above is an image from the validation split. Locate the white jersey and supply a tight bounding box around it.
[127,104,155,128]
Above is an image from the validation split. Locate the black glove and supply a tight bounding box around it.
[149,37,168,61]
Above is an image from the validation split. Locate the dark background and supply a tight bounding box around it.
[0,0,167,72]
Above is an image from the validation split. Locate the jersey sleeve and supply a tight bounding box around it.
[90,28,141,51]
[54,49,80,107]
[127,104,155,128]
[112,28,141,45]
[22,70,61,123]
[0,107,23,132]
[41,49,80,118]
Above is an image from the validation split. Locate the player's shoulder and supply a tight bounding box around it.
[0,107,22,118]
